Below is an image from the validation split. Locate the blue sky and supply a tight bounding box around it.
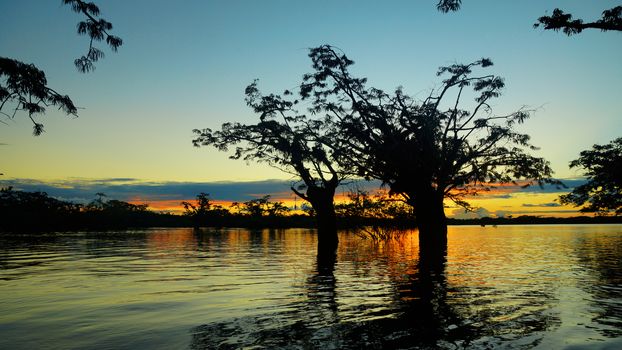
[1,1,621,215]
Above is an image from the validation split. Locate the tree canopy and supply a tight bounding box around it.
[436,0,461,13]
[560,138,622,215]
[534,6,622,35]
[438,1,622,35]
[1,0,121,135]
[193,80,341,194]
[193,79,344,239]
[63,0,123,73]
[0,58,78,135]
[194,45,559,253]
[300,46,558,212]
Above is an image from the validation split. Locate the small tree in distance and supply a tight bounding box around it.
[182,192,229,227]
[560,138,622,215]
[231,195,290,218]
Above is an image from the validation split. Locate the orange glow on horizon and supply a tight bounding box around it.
[128,184,584,218]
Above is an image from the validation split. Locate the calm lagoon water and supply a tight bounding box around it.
[1,225,621,349]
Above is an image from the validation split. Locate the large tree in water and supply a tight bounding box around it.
[299,46,559,255]
[192,80,343,254]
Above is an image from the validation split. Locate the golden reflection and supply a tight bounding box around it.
[147,228,197,251]
[336,229,421,282]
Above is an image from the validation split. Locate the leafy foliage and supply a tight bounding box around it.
[0,57,78,135]
[63,0,123,72]
[232,195,290,217]
[182,192,229,225]
[193,45,558,242]
[534,6,622,35]
[193,80,343,211]
[0,186,81,215]
[299,45,559,211]
[1,1,121,136]
[560,138,622,215]
[335,189,413,221]
[84,193,148,213]
[437,1,622,35]
[0,187,153,231]
[437,0,461,13]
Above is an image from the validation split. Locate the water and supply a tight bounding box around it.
[0,225,621,349]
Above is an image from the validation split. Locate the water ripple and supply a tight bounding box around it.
[0,225,621,349]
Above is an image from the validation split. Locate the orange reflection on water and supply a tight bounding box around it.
[337,229,422,283]
[147,228,198,251]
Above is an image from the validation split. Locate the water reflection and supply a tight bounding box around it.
[573,231,622,338]
[189,228,563,349]
[1,226,621,349]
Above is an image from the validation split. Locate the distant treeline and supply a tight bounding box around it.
[1,187,619,234]
[0,187,183,232]
[448,215,622,226]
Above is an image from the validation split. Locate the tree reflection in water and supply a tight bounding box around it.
[2,227,620,349]
[574,233,622,338]
[189,230,559,349]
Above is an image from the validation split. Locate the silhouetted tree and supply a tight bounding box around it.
[301,45,558,254]
[0,58,78,135]
[0,186,81,231]
[438,1,622,35]
[63,0,123,73]
[182,192,212,215]
[193,81,343,252]
[231,195,289,218]
[83,193,148,213]
[336,189,414,222]
[560,138,622,215]
[1,0,121,135]
[437,0,461,13]
[535,6,622,35]
[182,192,230,227]
[266,200,290,217]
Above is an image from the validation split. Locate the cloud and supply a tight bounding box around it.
[452,178,586,200]
[0,178,386,207]
[513,178,586,193]
[0,177,585,215]
[486,193,513,199]
[522,202,561,208]
[0,178,300,203]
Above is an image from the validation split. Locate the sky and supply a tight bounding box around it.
[1,0,621,217]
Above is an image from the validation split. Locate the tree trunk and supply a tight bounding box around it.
[307,186,339,256]
[412,190,448,260]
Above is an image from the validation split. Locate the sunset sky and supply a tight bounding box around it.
[1,1,621,217]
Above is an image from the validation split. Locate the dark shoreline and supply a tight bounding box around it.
[1,214,621,235]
